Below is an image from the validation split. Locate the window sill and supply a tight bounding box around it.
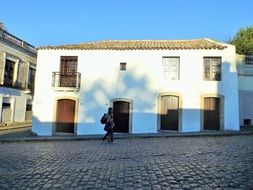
[53,87,80,92]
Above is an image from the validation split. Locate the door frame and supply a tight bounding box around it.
[110,98,133,134]
[52,96,79,135]
[157,92,183,132]
[200,94,224,131]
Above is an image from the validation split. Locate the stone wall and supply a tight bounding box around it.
[0,47,4,85]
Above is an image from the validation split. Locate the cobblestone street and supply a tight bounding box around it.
[0,135,253,189]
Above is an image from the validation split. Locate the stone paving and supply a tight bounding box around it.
[0,135,252,189]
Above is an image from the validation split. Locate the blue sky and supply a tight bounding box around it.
[1,0,252,47]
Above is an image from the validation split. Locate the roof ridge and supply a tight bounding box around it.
[38,38,227,50]
[85,38,204,42]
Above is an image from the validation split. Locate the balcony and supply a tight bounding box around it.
[0,81,34,94]
[52,72,81,91]
[0,28,37,57]
[245,56,253,65]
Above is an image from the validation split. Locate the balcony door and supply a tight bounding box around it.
[60,56,77,87]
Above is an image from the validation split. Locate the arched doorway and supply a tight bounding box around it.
[113,101,130,133]
[204,97,220,130]
[160,95,179,131]
[55,99,75,133]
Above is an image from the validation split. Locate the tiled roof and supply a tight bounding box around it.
[38,38,227,50]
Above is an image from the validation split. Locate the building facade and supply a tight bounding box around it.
[32,39,239,136]
[237,54,253,126]
[0,28,37,126]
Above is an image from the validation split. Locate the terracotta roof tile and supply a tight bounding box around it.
[38,38,227,50]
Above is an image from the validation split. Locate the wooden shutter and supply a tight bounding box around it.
[60,56,78,87]
[163,57,179,80]
[204,57,221,81]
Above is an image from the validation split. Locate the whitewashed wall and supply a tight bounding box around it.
[237,55,253,125]
[33,43,239,136]
[0,87,32,123]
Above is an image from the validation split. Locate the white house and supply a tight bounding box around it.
[0,27,36,127]
[32,38,239,136]
[236,54,253,126]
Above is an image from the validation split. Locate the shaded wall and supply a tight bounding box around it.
[33,46,239,136]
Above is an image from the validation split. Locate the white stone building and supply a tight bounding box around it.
[237,54,253,126]
[0,28,37,127]
[32,39,239,136]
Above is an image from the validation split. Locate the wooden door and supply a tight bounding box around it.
[204,97,220,130]
[160,95,179,130]
[113,101,130,133]
[56,99,75,133]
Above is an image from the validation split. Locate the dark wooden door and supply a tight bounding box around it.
[204,97,220,130]
[56,99,75,133]
[113,101,130,133]
[160,95,179,130]
[60,56,77,87]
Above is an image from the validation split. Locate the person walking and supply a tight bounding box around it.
[102,107,114,142]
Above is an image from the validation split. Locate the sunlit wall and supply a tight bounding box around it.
[32,41,239,135]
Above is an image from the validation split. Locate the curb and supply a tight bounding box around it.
[0,124,31,131]
[0,130,253,143]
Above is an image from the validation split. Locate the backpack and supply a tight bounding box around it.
[100,114,107,124]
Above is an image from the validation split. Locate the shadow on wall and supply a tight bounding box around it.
[218,61,239,130]
[77,67,158,134]
[33,60,240,135]
[0,86,22,96]
[32,116,53,136]
[32,114,107,136]
[32,107,232,136]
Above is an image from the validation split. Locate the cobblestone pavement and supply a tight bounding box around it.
[0,135,252,190]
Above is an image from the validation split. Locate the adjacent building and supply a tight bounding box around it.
[32,38,239,136]
[237,54,253,126]
[0,27,37,126]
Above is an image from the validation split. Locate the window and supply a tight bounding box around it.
[28,67,36,90]
[26,104,32,111]
[4,59,15,87]
[120,62,126,71]
[162,57,180,80]
[203,57,221,81]
[2,103,11,109]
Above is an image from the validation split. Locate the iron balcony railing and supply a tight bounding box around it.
[245,56,253,65]
[0,28,37,57]
[52,72,81,90]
